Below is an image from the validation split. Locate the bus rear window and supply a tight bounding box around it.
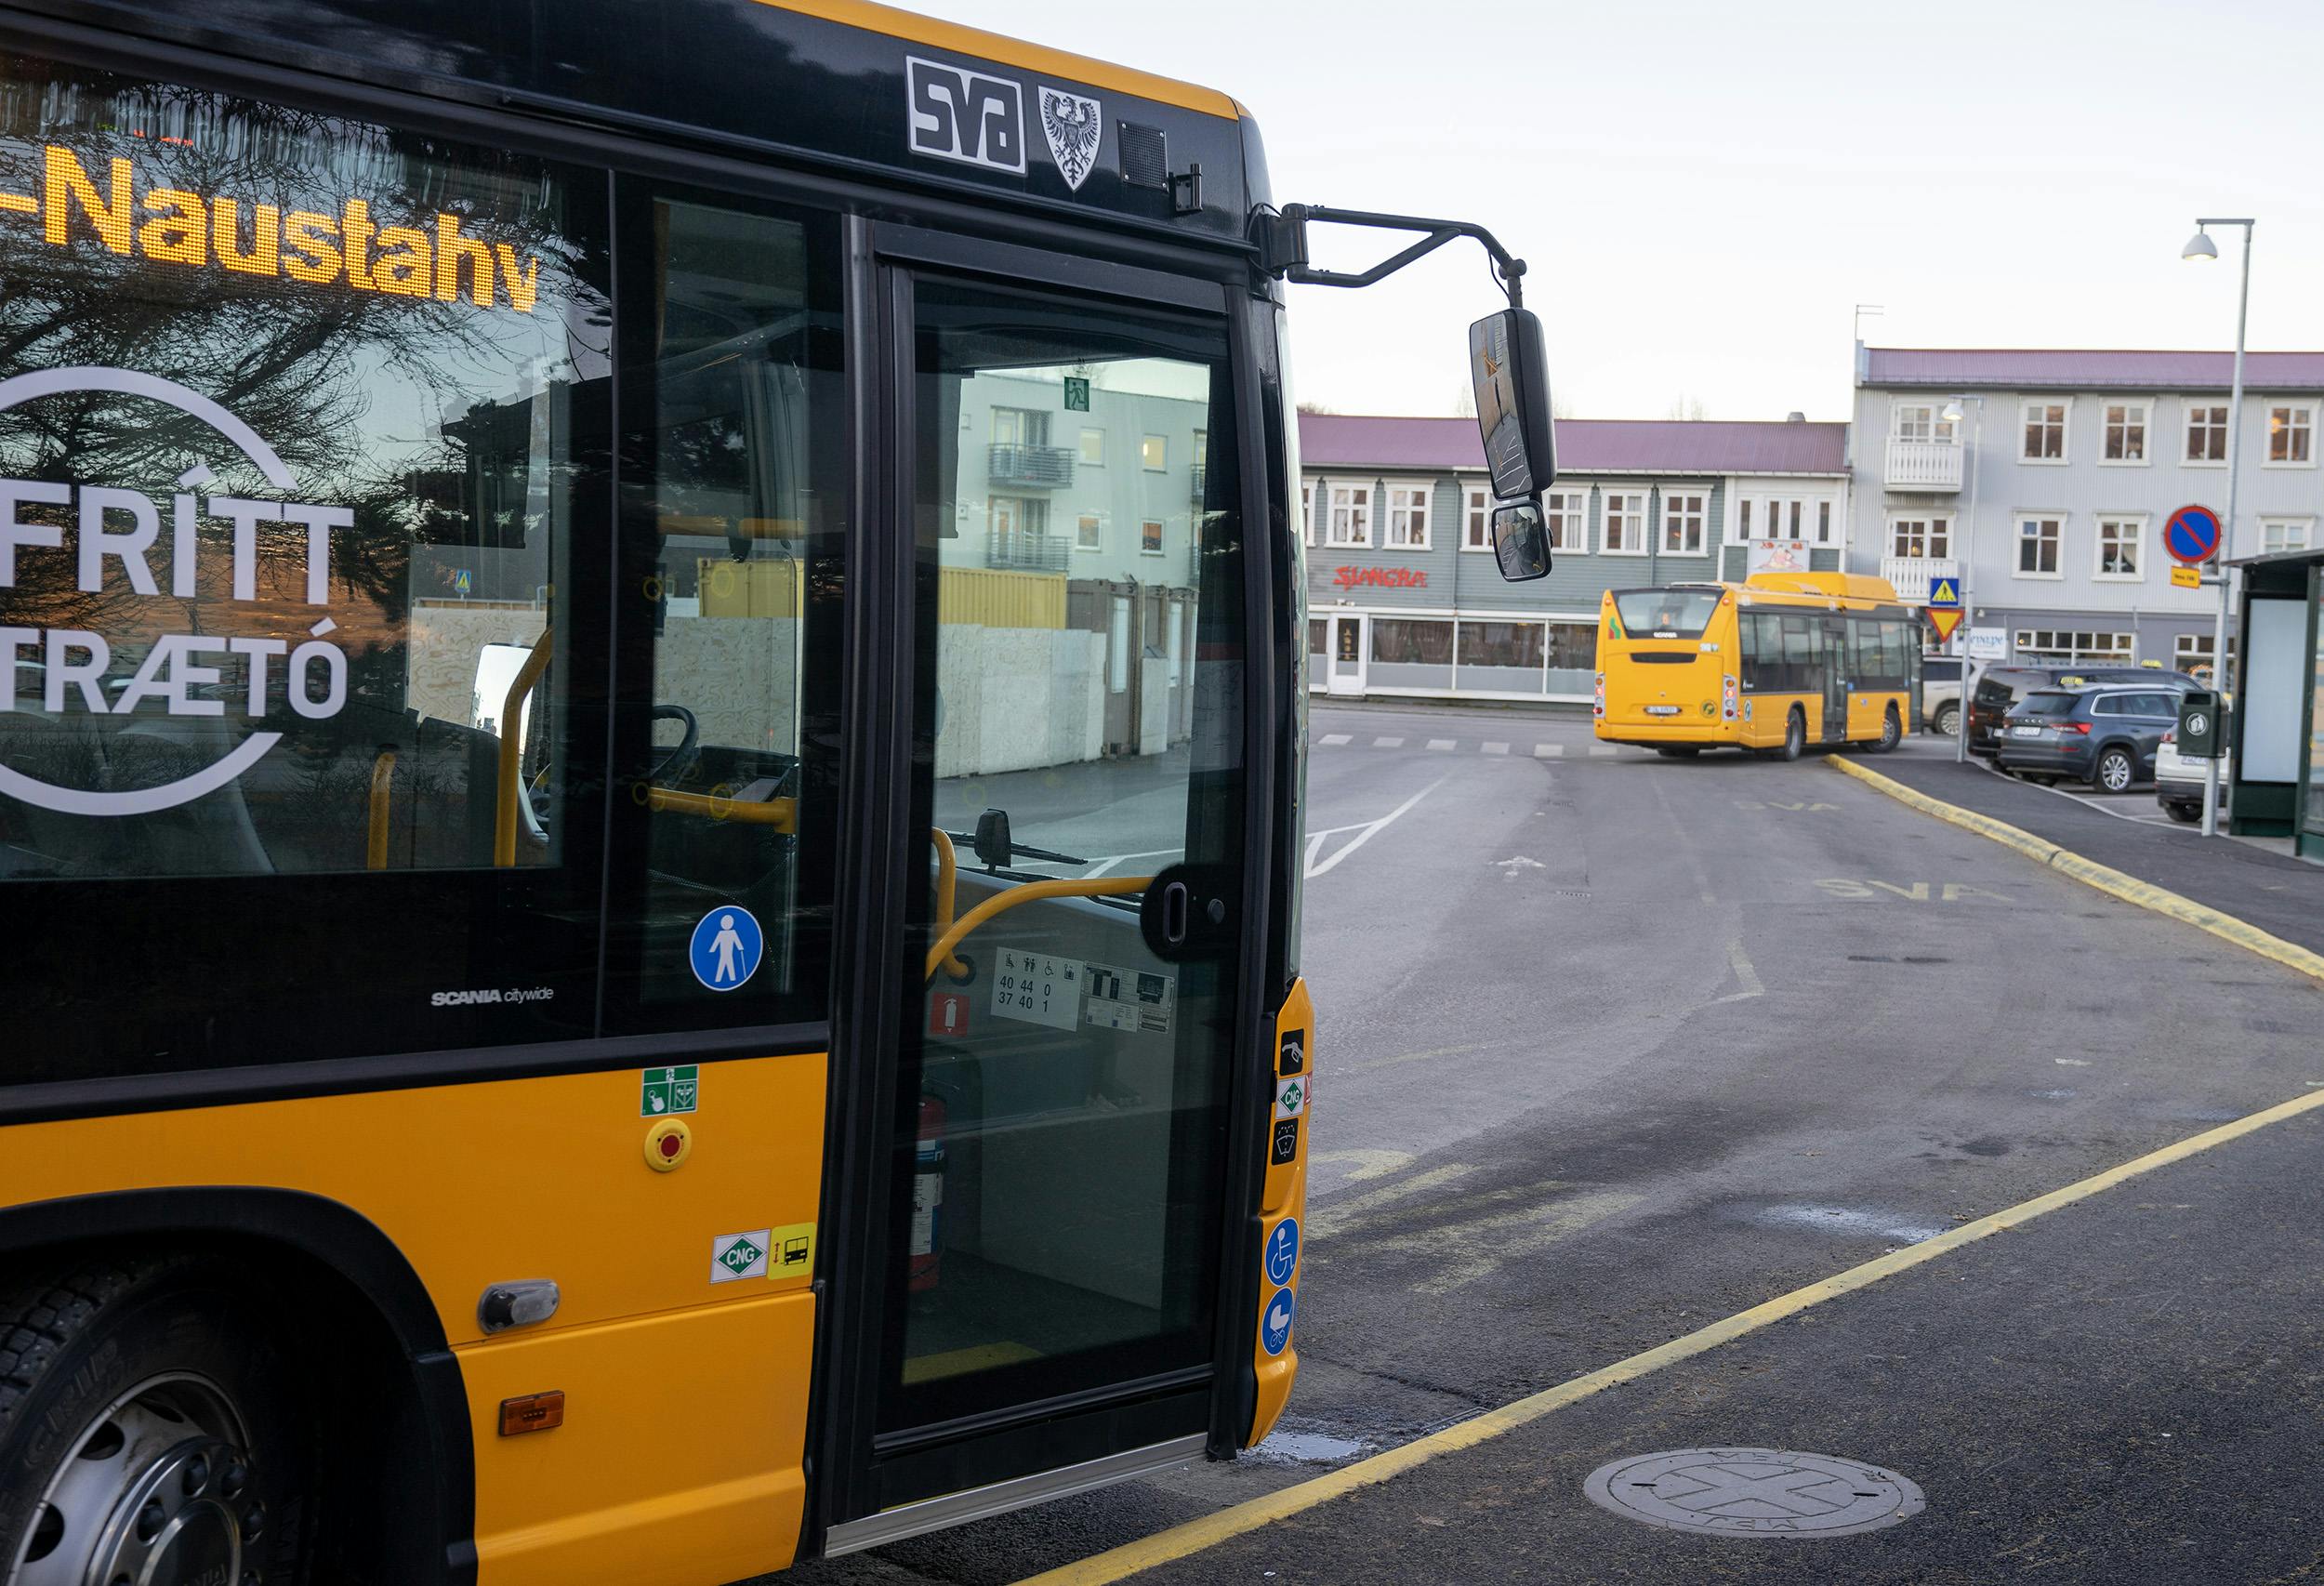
[1613,590,1721,640]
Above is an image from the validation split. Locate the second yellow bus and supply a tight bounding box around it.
[1594,573,1921,759]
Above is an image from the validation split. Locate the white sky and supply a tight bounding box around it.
[938,0,2324,423]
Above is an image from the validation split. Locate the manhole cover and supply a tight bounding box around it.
[1583,1447,1924,1538]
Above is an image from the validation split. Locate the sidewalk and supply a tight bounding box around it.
[1097,1103,2324,1585]
[1864,742,2324,958]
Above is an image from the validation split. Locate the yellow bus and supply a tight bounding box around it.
[1594,573,1921,760]
[0,4,1554,1583]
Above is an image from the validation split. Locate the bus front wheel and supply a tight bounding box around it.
[0,1255,312,1586]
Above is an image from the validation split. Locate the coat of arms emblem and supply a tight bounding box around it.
[1038,86,1103,192]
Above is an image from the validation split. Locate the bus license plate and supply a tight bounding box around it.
[1644,705,1681,716]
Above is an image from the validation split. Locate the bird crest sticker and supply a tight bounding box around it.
[1039,86,1103,192]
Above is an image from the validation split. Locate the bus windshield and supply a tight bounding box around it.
[1613,589,1722,640]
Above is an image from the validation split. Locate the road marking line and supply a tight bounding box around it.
[1343,1039,1512,1076]
[1534,744,1563,758]
[1386,1190,1643,1298]
[1012,1081,2324,1586]
[1319,733,1352,746]
[1588,746,1617,758]
[1303,1163,1477,1239]
[1714,937,1764,1003]
[1482,741,1510,755]
[1830,757,2324,987]
[1304,776,1448,879]
[1372,736,1405,748]
[1426,738,1456,751]
[1307,1148,1416,1183]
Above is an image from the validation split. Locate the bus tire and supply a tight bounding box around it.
[1872,707,1902,753]
[1768,708,1804,761]
[0,1254,312,1586]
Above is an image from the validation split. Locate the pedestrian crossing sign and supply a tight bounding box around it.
[1926,577,1961,610]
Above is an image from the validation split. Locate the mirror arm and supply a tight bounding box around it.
[1254,204,1527,307]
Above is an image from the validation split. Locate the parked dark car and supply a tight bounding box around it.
[1965,665,2200,757]
[1997,685,2185,790]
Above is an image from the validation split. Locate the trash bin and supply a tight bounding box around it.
[2176,690,2223,760]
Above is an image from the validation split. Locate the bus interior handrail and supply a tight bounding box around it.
[931,828,967,979]
[923,876,1151,983]
[492,631,554,868]
[365,748,396,871]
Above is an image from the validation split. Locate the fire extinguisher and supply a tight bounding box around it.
[911,1093,945,1293]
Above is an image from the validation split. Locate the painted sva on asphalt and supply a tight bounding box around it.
[1581,1447,1926,1538]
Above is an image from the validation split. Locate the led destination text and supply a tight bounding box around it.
[4,144,544,312]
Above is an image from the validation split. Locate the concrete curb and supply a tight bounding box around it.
[1829,755,2324,988]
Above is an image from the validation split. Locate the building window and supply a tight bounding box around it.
[1893,402,1957,444]
[1750,498,1806,541]
[1602,490,1647,554]
[1140,519,1165,555]
[2185,403,2230,463]
[2016,515,2063,576]
[1889,516,1951,559]
[1661,491,1708,554]
[1301,483,1314,544]
[2094,516,2143,579]
[1464,486,1492,550]
[2267,403,2314,466]
[1142,434,1167,470]
[1544,489,1586,550]
[1076,512,1103,551]
[1078,428,1105,466]
[2101,401,2149,463]
[1385,484,1432,548]
[2174,632,2236,677]
[2015,629,2133,664]
[1327,484,1371,547]
[2020,401,2067,461]
[1816,500,1834,546]
[2261,517,2314,553]
[1737,500,1750,537]
[993,406,1049,446]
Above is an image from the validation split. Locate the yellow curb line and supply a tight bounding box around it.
[1828,755,2324,988]
[1015,1087,2324,1586]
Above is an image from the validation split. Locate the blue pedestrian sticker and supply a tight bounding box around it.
[689,905,764,993]
[1261,1286,1296,1356]
[1264,1218,1301,1287]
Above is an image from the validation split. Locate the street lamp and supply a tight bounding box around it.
[1941,395,1983,762]
[2182,217,2252,839]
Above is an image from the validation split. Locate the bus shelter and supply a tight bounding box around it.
[2227,548,2324,862]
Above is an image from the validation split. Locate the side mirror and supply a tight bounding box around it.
[1468,308,1556,499]
[1491,498,1552,583]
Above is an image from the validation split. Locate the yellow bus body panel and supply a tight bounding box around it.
[754,0,1243,119]
[1247,978,1313,1447]
[0,1053,828,1582]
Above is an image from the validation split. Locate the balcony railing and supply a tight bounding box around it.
[987,443,1076,490]
[1880,555,1961,605]
[986,528,1071,574]
[1883,440,1963,492]
[1189,463,1208,504]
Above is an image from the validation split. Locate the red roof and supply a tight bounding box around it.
[1297,413,1848,475]
[1863,347,2324,390]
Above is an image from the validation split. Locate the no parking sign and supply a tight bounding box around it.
[2162,504,2223,565]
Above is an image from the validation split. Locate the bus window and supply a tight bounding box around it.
[893,275,1245,1433]
[1782,615,1818,690]
[602,193,841,1030]
[0,47,613,1076]
[1614,588,1721,639]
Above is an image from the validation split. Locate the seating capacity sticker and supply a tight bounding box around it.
[991,949,1081,1031]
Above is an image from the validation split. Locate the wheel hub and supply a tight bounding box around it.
[9,1379,263,1586]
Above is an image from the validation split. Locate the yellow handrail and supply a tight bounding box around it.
[922,875,1150,982]
[931,829,967,979]
[647,787,799,832]
[493,631,554,868]
[365,749,397,871]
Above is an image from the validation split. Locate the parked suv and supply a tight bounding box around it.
[1921,655,1962,737]
[1966,666,2200,757]
[1997,685,2183,790]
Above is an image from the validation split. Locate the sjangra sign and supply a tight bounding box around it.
[1332,566,1427,589]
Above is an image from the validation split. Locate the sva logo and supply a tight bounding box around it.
[906,58,1026,175]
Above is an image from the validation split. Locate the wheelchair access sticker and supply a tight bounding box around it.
[689,906,764,992]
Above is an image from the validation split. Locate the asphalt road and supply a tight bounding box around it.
[789,703,2324,1586]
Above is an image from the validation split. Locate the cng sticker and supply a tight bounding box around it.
[1274,1076,1309,1119]
[710,1229,770,1284]
[640,1064,699,1117]
[1260,1286,1296,1355]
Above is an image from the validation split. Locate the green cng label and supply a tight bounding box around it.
[641,1064,699,1117]
[711,1229,770,1284]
